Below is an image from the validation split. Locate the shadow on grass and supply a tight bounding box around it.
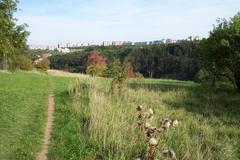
[129,82,240,127]
[128,81,196,92]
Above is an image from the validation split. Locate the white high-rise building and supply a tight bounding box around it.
[103,41,112,46]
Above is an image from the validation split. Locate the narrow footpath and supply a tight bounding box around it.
[37,93,55,160]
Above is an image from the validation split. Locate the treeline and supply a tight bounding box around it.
[128,42,201,80]
[50,41,202,80]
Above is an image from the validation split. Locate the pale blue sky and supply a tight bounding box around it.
[16,0,240,45]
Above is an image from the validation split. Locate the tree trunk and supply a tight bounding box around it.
[212,74,216,87]
[0,55,3,70]
[2,54,8,70]
[234,72,240,93]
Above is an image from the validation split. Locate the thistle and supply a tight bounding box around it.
[162,149,176,159]
[136,105,179,160]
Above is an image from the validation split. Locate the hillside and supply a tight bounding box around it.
[0,71,239,159]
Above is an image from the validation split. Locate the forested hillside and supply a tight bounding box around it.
[50,41,202,80]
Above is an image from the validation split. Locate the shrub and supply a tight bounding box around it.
[87,53,106,66]
[123,59,135,78]
[194,68,211,83]
[10,55,33,71]
[87,52,107,76]
[105,59,122,78]
[35,59,50,71]
[106,59,128,95]
[86,64,106,76]
[135,72,144,79]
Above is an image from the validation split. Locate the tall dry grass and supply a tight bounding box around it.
[54,77,240,160]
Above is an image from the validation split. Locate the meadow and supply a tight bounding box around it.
[0,72,50,159]
[0,71,240,160]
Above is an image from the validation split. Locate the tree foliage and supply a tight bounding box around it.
[105,59,123,78]
[129,42,201,80]
[86,52,107,76]
[107,59,128,95]
[0,0,29,69]
[49,52,88,73]
[199,12,240,92]
[50,41,201,81]
[10,55,33,71]
[35,59,50,71]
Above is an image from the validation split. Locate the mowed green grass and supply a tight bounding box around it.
[1,72,240,160]
[48,77,240,160]
[0,72,51,160]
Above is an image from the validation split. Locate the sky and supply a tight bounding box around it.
[15,0,240,45]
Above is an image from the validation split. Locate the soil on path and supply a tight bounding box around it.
[37,93,55,160]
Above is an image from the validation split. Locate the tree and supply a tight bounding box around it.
[106,59,128,95]
[49,51,88,73]
[49,42,201,80]
[199,13,240,92]
[198,39,220,86]
[123,59,135,78]
[0,0,29,69]
[86,51,107,76]
[105,59,122,78]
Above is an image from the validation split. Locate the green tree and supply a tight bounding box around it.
[0,0,29,69]
[105,59,122,77]
[199,13,240,91]
[106,59,127,95]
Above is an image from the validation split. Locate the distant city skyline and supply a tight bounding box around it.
[16,0,240,45]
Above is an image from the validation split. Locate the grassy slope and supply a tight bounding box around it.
[1,72,239,160]
[0,72,50,160]
[48,77,240,160]
[48,76,96,160]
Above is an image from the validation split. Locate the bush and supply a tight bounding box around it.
[135,72,144,79]
[123,59,135,78]
[35,59,50,71]
[86,64,106,76]
[106,59,128,95]
[105,59,122,78]
[11,55,33,71]
[194,68,211,83]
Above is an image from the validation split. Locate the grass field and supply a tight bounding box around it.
[48,75,240,159]
[0,71,240,160]
[0,72,50,160]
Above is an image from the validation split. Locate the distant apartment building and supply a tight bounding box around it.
[57,47,70,53]
[29,45,57,50]
[57,43,67,48]
[165,39,176,44]
[134,42,148,45]
[47,46,56,51]
[149,40,164,45]
[187,36,203,41]
[73,43,83,47]
[103,41,112,46]
[112,41,124,46]
[123,41,133,45]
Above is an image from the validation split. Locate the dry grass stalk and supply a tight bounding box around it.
[136,105,178,160]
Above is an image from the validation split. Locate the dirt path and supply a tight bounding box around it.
[37,93,55,160]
